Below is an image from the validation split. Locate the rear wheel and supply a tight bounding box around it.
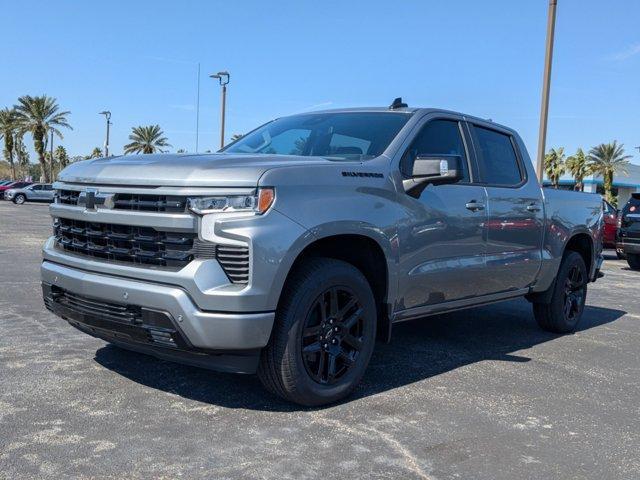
[13,194,26,205]
[627,254,640,271]
[258,257,376,406]
[533,251,588,333]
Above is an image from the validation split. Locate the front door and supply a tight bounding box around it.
[396,117,489,311]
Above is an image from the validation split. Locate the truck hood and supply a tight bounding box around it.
[58,153,345,187]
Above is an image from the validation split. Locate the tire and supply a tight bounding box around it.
[533,251,588,333]
[627,254,640,271]
[616,251,626,260]
[258,257,377,406]
[13,194,26,205]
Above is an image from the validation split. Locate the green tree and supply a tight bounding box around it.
[123,125,170,154]
[54,145,69,177]
[544,147,566,188]
[588,141,631,205]
[14,95,72,182]
[0,108,19,180]
[565,148,591,191]
[15,136,29,179]
[88,147,103,159]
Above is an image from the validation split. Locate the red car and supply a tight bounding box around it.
[0,181,33,199]
[603,200,619,250]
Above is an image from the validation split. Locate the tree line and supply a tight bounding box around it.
[1,95,172,183]
[544,142,631,205]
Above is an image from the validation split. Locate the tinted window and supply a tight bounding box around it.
[43,184,53,190]
[622,194,640,215]
[401,119,469,181]
[224,112,410,159]
[31,184,43,190]
[473,126,522,186]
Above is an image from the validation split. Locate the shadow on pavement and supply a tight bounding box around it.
[94,299,626,412]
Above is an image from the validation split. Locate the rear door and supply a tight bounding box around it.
[469,123,544,293]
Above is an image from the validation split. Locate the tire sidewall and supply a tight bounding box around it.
[550,252,588,331]
[281,261,376,404]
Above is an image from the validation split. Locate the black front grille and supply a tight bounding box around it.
[53,218,250,283]
[54,218,196,268]
[113,194,187,213]
[46,286,142,324]
[56,190,188,213]
[58,190,80,205]
[44,285,185,349]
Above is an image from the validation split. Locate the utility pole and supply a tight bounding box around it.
[196,63,201,152]
[99,111,112,157]
[50,130,54,182]
[210,71,230,149]
[536,0,558,183]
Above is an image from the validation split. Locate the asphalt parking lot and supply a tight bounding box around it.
[1,201,639,479]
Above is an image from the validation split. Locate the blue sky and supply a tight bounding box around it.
[2,0,639,164]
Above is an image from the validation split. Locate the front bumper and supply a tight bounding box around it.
[42,261,275,354]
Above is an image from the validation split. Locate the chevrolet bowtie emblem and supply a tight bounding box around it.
[78,189,115,211]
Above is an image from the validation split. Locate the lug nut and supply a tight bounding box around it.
[332,339,337,344]
[334,327,339,332]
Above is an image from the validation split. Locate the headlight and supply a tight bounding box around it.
[188,188,275,215]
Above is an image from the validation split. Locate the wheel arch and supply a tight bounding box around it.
[275,226,396,342]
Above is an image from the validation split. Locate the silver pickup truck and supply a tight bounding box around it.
[42,103,603,405]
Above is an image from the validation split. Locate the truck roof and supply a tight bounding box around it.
[289,106,510,132]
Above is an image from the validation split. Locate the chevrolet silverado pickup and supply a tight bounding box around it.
[42,102,603,406]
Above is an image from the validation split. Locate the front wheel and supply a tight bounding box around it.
[627,254,640,271]
[13,194,26,205]
[258,257,377,406]
[533,251,588,333]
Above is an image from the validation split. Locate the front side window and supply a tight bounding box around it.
[31,184,43,190]
[224,112,410,160]
[401,119,469,182]
[472,126,523,186]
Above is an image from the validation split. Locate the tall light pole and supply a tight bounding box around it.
[99,111,112,157]
[210,71,230,149]
[50,130,54,182]
[536,0,558,183]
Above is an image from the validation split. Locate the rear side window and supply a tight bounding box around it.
[401,119,469,182]
[472,126,523,186]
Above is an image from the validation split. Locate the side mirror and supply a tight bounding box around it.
[403,154,462,195]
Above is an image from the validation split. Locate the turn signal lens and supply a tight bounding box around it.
[257,188,275,214]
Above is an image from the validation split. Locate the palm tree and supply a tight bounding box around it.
[14,95,72,182]
[588,141,631,205]
[0,108,19,180]
[565,148,591,191]
[89,147,103,159]
[15,135,29,179]
[124,125,171,154]
[544,147,566,188]
[55,145,69,167]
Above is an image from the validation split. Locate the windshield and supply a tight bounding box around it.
[223,112,411,159]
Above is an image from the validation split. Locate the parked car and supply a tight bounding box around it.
[5,183,55,204]
[602,200,620,254]
[0,180,14,186]
[42,103,603,406]
[0,181,32,199]
[617,193,640,270]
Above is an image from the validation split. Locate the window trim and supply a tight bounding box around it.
[468,123,528,189]
[399,117,475,185]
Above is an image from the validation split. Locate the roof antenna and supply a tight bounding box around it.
[389,97,408,110]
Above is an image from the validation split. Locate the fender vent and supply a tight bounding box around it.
[216,245,249,284]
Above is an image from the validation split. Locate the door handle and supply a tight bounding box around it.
[465,201,485,212]
[526,203,541,212]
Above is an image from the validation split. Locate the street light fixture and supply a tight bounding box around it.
[210,71,230,149]
[99,111,112,157]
